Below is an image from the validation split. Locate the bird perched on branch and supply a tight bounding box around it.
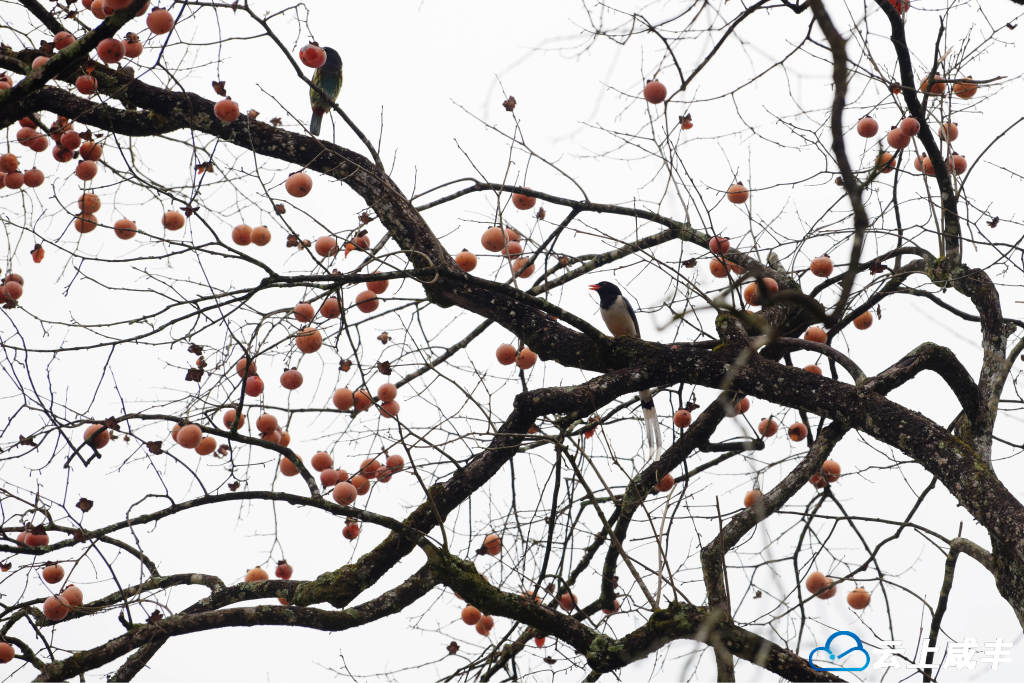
[309,47,342,136]
[589,281,662,456]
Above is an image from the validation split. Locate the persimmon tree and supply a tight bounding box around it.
[2,0,1024,680]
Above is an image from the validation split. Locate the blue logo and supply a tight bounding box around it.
[808,631,871,672]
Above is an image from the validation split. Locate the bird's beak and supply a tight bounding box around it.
[588,284,600,291]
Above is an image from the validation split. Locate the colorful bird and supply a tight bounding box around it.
[309,47,342,137]
[589,281,662,456]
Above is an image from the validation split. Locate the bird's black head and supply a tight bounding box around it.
[323,47,342,69]
[589,281,621,308]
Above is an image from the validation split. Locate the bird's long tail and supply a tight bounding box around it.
[639,388,661,456]
[310,110,323,137]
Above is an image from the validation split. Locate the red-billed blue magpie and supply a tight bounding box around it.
[589,281,662,455]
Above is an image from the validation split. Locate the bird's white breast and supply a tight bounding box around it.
[601,297,639,338]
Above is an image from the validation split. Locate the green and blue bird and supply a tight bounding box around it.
[309,47,342,136]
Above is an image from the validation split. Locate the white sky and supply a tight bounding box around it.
[3,0,1024,681]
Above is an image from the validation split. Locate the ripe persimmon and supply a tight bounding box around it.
[875,151,896,173]
[75,160,97,181]
[294,302,315,322]
[920,75,945,95]
[456,250,477,272]
[333,388,354,411]
[26,530,50,547]
[280,368,303,390]
[256,413,278,434]
[279,456,301,477]
[354,290,378,313]
[726,182,749,204]
[461,605,482,625]
[214,98,240,123]
[0,642,13,663]
[953,78,977,99]
[61,584,83,607]
[96,37,125,63]
[320,297,341,319]
[805,571,829,594]
[231,224,252,246]
[558,592,578,611]
[788,422,808,441]
[483,534,502,555]
[804,326,828,343]
[734,397,750,415]
[195,436,217,455]
[332,481,357,505]
[947,154,967,175]
[275,561,293,580]
[113,218,137,240]
[481,227,508,252]
[235,357,256,377]
[84,423,110,448]
[496,343,517,365]
[350,474,370,495]
[251,225,271,245]
[295,327,323,353]
[43,596,69,621]
[709,258,728,278]
[75,74,97,94]
[809,256,833,277]
[708,236,730,255]
[847,587,870,609]
[886,127,910,149]
[244,375,264,396]
[285,172,312,198]
[162,210,185,230]
[856,116,878,137]
[311,451,333,471]
[80,141,102,161]
[244,567,268,582]
[367,273,389,294]
[643,79,667,104]
[512,258,534,278]
[805,364,822,375]
[300,43,326,68]
[515,347,538,369]
[386,454,404,471]
[476,615,495,635]
[60,131,81,150]
[673,410,691,428]
[743,277,779,306]
[502,240,524,259]
[898,117,920,136]
[359,459,381,479]
[320,469,340,487]
[342,522,360,540]
[938,122,958,142]
[853,311,873,330]
[54,31,75,49]
[222,405,245,428]
[177,424,202,449]
[822,459,840,482]
[655,473,674,492]
[123,33,142,58]
[353,389,372,412]
[42,563,65,584]
[743,489,762,508]
[511,193,536,210]
[758,418,778,437]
